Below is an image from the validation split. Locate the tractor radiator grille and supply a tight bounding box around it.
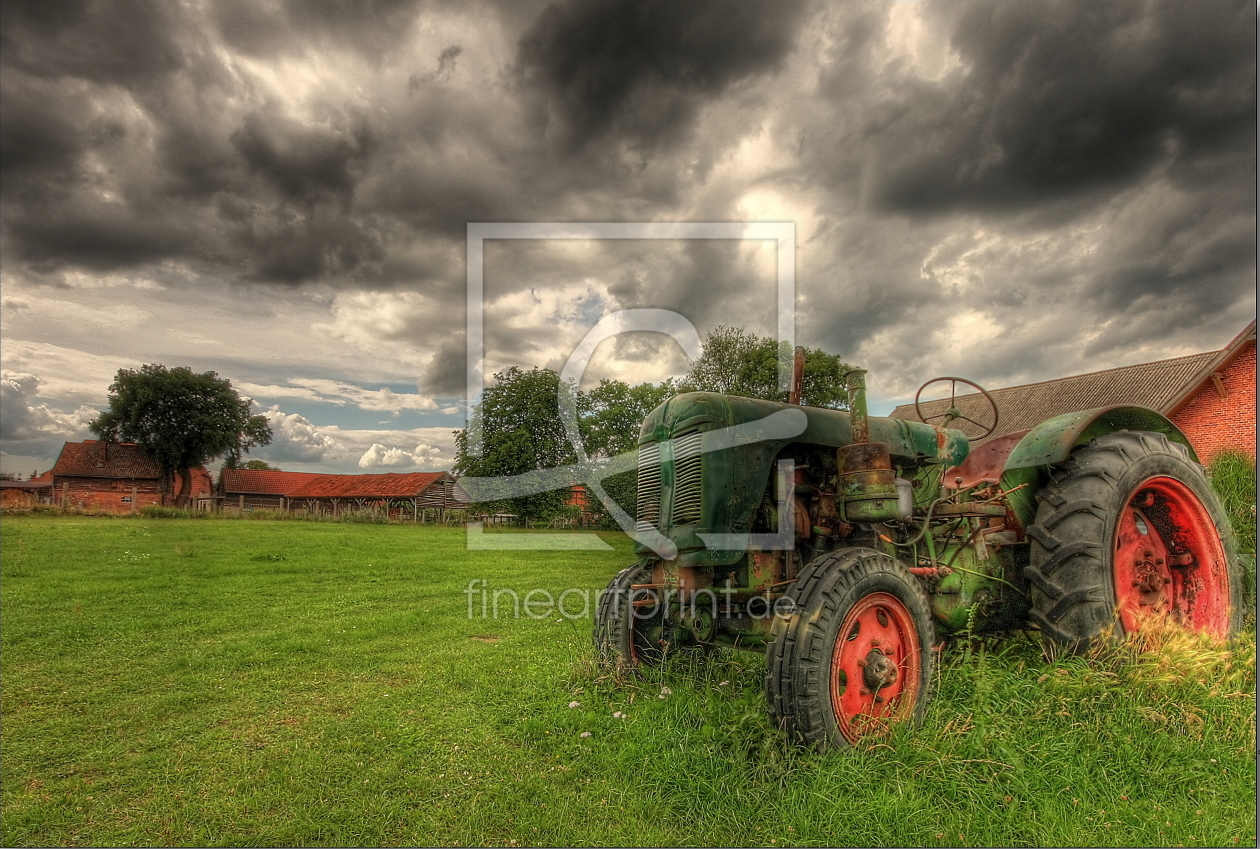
[671,430,703,524]
[636,442,661,533]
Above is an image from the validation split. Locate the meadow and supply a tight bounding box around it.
[1,516,1255,847]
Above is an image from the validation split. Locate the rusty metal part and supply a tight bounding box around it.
[838,441,900,523]
[943,429,1031,489]
[857,649,899,696]
[788,346,805,405]
[932,502,1008,517]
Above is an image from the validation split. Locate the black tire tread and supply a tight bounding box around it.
[766,548,935,749]
[1025,430,1240,648]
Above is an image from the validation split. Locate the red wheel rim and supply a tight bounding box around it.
[829,592,922,743]
[1113,476,1232,637]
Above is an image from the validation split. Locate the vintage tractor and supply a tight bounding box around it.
[594,353,1243,749]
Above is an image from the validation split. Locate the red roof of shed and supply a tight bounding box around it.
[219,468,324,495]
[288,471,451,499]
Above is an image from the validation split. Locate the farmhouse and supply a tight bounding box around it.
[890,320,1257,462]
[47,441,213,511]
[218,468,470,520]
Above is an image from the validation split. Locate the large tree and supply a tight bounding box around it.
[575,378,677,525]
[681,326,856,409]
[90,365,272,506]
[453,367,578,522]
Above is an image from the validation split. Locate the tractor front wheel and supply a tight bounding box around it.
[593,564,668,675]
[767,548,935,749]
[1025,431,1242,648]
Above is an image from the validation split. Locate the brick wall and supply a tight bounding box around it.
[53,477,165,512]
[1171,342,1256,463]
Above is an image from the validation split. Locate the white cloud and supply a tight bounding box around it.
[0,371,98,443]
[288,378,438,412]
[0,340,140,405]
[261,406,339,463]
[255,406,457,471]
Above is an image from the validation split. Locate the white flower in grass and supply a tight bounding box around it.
[579,731,591,738]
[568,700,580,708]
[658,686,672,699]
[613,711,626,719]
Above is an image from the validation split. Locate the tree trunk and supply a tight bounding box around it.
[174,468,193,507]
[160,469,174,506]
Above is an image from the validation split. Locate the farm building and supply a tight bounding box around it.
[1,474,53,507]
[46,441,213,511]
[890,320,1257,462]
[218,468,471,520]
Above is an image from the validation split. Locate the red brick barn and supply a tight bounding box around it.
[890,320,1257,464]
[1165,321,1256,462]
[47,441,213,511]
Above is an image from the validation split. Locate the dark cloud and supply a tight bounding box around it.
[0,0,188,86]
[231,106,377,206]
[515,0,808,152]
[0,0,1252,414]
[862,0,1256,215]
[215,0,426,61]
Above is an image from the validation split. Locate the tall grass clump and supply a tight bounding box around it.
[1209,451,1257,607]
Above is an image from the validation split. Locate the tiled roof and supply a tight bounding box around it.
[51,441,213,491]
[219,468,459,500]
[183,467,215,498]
[288,471,452,498]
[51,441,163,479]
[888,351,1217,446]
[219,468,324,495]
[1166,320,1257,416]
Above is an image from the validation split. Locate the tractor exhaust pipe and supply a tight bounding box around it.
[788,346,805,405]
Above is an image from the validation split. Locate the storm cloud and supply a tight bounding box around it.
[1,0,1254,474]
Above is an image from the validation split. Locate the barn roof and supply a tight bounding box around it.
[219,468,460,500]
[219,468,324,495]
[1165,319,1257,417]
[287,471,452,499]
[51,441,162,479]
[888,351,1218,446]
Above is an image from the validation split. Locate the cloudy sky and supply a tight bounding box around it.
[1,0,1255,477]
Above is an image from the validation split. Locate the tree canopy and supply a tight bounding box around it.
[225,459,280,471]
[454,328,855,525]
[453,367,578,522]
[90,364,272,505]
[681,326,855,409]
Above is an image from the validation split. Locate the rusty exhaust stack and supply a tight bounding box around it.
[788,346,805,405]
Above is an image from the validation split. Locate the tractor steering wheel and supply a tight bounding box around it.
[913,377,1000,442]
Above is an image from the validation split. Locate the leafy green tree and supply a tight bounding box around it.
[453,367,577,522]
[0,472,19,481]
[576,378,676,525]
[90,365,272,506]
[224,459,280,471]
[680,326,854,409]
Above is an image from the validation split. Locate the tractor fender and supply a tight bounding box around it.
[1002,405,1198,471]
[995,406,1197,532]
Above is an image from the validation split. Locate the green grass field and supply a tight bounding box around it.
[1,517,1255,847]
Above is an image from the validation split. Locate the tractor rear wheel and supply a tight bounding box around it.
[1025,431,1241,648]
[593,564,668,675]
[767,548,935,749]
